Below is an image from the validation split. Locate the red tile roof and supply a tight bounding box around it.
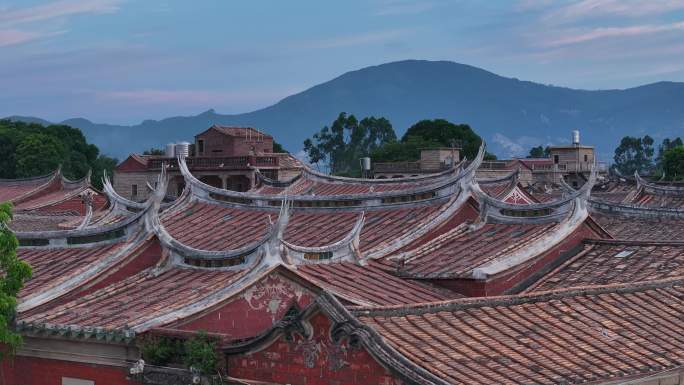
[18,243,124,298]
[22,266,248,330]
[359,203,443,252]
[295,262,457,306]
[592,213,684,241]
[160,201,274,251]
[526,240,684,292]
[630,192,684,209]
[354,277,684,385]
[397,222,558,278]
[283,211,358,247]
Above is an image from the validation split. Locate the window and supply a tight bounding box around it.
[553,155,559,164]
[198,139,205,154]
[584,154,588,162]
[304,251,333,261]
[131,184,138,197]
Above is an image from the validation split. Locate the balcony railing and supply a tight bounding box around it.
[479,161,510,170]
[531,162,608,173]
[147,156,278,170]
[373,161,422,173]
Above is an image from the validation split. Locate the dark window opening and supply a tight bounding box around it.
[304,251,333,261]
[198,139,205,154]
[584,154,588,162]
[553,155,559,164]
[131,184,138,197]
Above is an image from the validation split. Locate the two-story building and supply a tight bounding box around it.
[113,125,300,201]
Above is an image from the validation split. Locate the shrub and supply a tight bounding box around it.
[183,331,218,375]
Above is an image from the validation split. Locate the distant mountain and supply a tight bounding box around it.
[7,60,684,160]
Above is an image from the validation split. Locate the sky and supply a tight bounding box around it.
[2,0,684,125]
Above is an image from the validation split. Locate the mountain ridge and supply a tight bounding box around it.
[6,60,684,160]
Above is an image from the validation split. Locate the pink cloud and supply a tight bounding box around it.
[544,0,684,22]
[0,0,121,26]
[543,21,684,47]
[0,29,65,47]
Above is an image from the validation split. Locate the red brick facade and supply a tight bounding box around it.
[173,273,315,339]
[227,313,404,385]
[195,126,273,157]
[1,356,141,385]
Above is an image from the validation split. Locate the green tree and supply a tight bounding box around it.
[304,113,396,174]
[656,137,683,173]
[0,203,33,358]
[143,148,165,156]
[273,141,287,153]
[0,120,116,188]
[183,331,218,375]
[15,134,67,177]
[662,146,684,180]
[0,132,18,179]
[527,145,550,158]
[613,135,654,175]
[91,155,119,190]
[370,119,493,162]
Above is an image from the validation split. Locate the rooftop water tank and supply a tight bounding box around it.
[572,130,580,145]
[175,141,190,158]
[360,157,371,171]
[165,143,175,158]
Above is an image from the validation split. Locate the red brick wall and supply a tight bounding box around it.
[1,356,142,385]
[196,129,231,157]
[172,273,314,339]
[227,313,404,385]
[197,128,273,157]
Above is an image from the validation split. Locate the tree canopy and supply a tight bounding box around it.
[0,120,117,189]
[656,137,683,175]
[304,115,495,174]
[662,146,684,180]
[303,112,396,174]
[371,119,495,162]
[613,135,655,175]
[143,148,165,156]
[0,203,32,358]
[527,145,550,158]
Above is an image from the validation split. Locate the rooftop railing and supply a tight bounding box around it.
[373,161,423,173]
[147,156,278,170]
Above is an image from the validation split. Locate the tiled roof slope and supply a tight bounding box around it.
[283,211,358,247]
[0,172,56,203]
[160,201,274,251]
[360,202,443,252]
[630,192,684,209]
[397,222,557,278]
[9,215,79,232]
[18,242,125,298]
[592,212,684,241]
[23,266,248,330]
[525,240,684,292]
[353,277,684,385]
[295,262,458,306]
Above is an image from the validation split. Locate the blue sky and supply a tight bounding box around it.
[2,0,684,124]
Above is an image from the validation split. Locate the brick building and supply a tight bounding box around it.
[1,141,683,385]
[113,125,301,201]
